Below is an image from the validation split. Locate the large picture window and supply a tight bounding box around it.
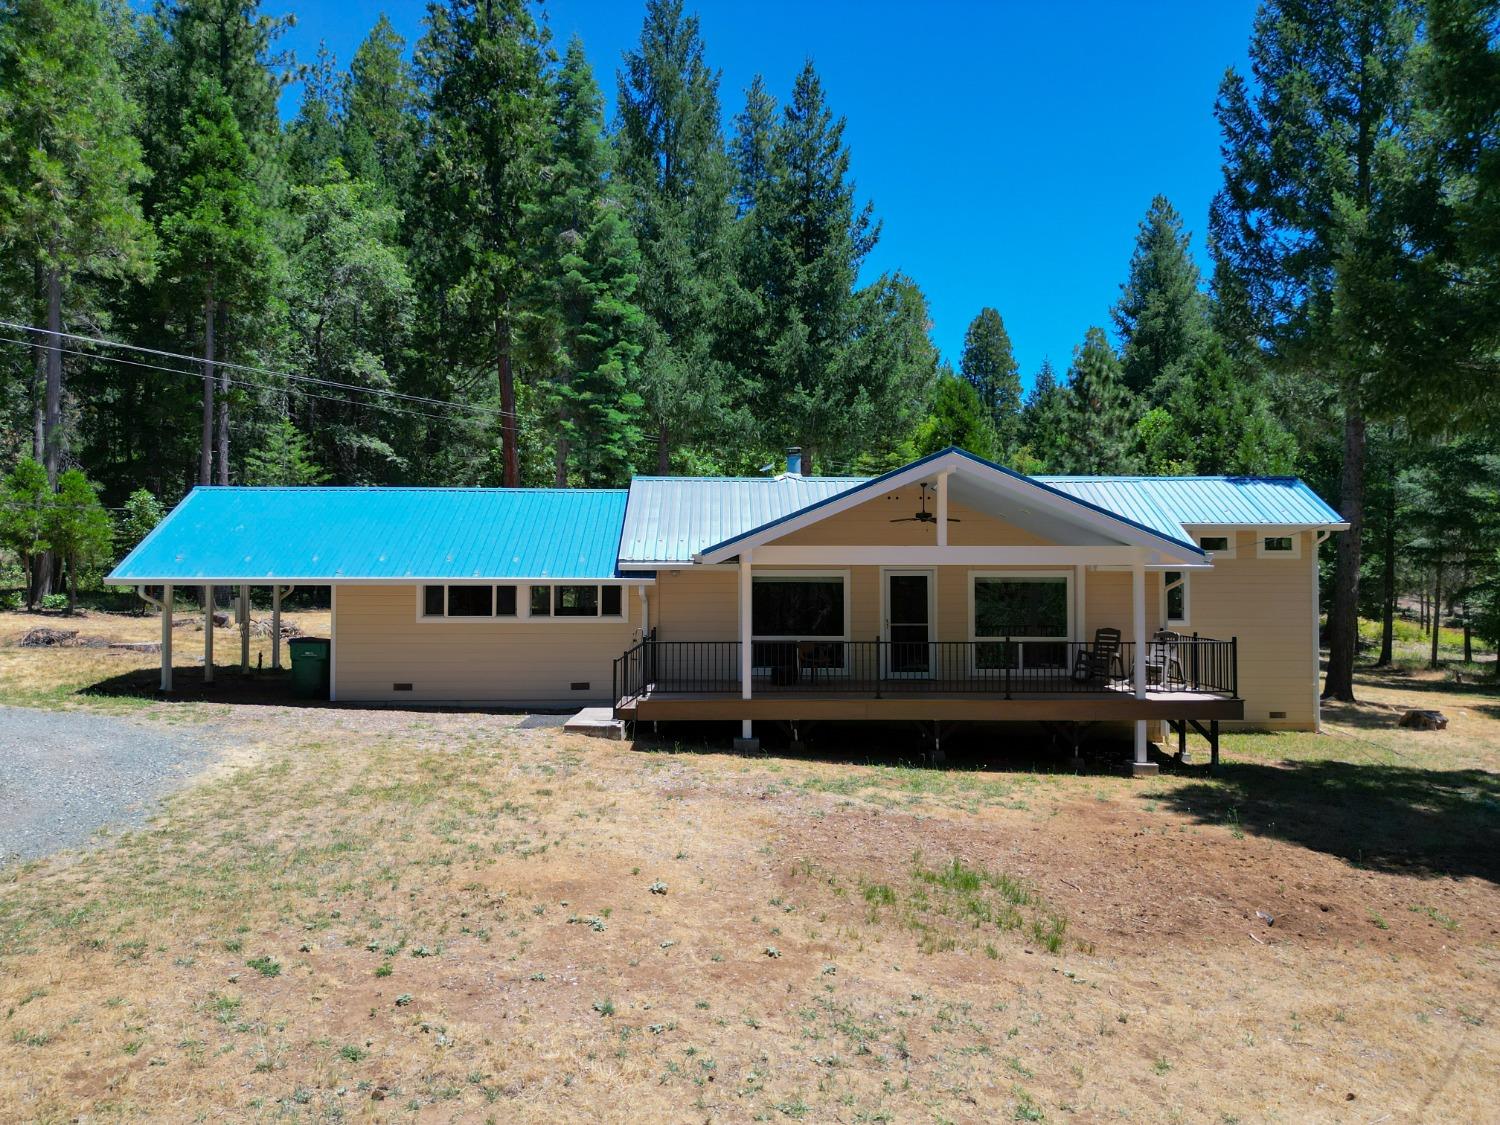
[971,574,1070,671]
[752,575,846,638]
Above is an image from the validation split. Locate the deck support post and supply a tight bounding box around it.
[160,584,173,692]
[239,584,251,671]
[202,585,214,684]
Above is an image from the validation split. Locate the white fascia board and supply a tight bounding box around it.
[750,545,1188,567]
[694,450,1202,564]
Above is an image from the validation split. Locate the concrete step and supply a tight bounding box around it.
[564,707,626,741]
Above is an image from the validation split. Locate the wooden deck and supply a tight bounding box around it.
[617,685,1243,723]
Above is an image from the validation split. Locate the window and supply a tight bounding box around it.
[1197,534,1234,558]
[1164,571,1188,626]
[1257,534,1301,559]
[415,584,521,619]
[525,584,627,619]
[554,585,599,617]
[751,575,846,638]
[970,574,1070,670]
[530,585,551,616]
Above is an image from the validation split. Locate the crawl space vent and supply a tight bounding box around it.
[1269,710,1286,719]
[393,683,413,692]
[571,682,590,691]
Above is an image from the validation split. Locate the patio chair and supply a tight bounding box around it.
[1147,629,1188,690]
[797,641,841,684]
[1071,627,1122,685]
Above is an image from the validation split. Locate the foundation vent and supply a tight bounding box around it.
[571,682,590,691]
[393,683,413,692]
[1269,710,1286,719]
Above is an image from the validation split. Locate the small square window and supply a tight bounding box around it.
[602,586,623,617]
[423,585,445,617]
[555,585,599,617]
[1264,536,1293,552]
[447,586,493,617]
[529,586,551,616]
[496,585,517,616]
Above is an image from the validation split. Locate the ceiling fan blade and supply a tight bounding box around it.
[947,516,962,522]
[890,517,918,523]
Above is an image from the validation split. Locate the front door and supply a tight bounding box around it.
[884,570,933,677]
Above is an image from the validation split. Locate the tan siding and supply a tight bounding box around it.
[334,584,638,705]
[653,568,738,640]
[1084,570,1161,643]
[1178,530,1319,729]
[775,487,1050,546]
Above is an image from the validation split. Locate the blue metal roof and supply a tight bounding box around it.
[108,487,630,583]
[1038,476,1347,532]
[619,476,865,563]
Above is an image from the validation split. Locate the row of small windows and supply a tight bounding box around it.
[422,584,624,620]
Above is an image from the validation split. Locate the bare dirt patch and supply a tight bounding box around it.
[0,638,1495,1121]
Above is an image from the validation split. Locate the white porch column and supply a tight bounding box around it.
[160,584,173,692]
[935,471,950,547]
[1073,564,1087,640]
[739,550,753,700]
[1131,559,1147,699]
[202,585,214,684]
[737,551,755,746]
[239,584,251,671]
[1132,558,1151,771]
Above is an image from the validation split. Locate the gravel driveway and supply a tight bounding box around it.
[0,706,217,867]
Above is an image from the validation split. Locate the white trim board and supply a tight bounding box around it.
[693,450,1205,565]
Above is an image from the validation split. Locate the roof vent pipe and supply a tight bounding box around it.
[786,447,802,476]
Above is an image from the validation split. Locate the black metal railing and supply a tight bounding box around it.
[614,633,1238,703]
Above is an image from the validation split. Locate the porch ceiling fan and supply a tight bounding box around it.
[890,481,960,524]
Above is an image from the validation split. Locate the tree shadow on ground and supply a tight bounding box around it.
[1154,757,1500,884]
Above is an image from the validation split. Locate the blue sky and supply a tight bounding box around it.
[277,1,1257,389]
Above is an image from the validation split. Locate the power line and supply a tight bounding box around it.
[0,319,520,422]
[0,334,487,428]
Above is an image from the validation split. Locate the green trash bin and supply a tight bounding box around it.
[289,637,331,700]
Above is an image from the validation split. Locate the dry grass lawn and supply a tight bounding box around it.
[1,608,1497,1122]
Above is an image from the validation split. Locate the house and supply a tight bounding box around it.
[107,447,1347,773]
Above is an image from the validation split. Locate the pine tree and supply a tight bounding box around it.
[0,0,153,485]
[1213,0,1421,700]
[1058,327,1136,474]
[45,468,113,614]
[540,37,646,486]
[909,371,995,460]
[1133,336,1297,475]
[284,44,343,186]
[244,417,329,485]
[750,60,882,470]
[343,15,419,201]
[118,488,167,554]
[0,457,52,609]
[1113,195,1210,403]
[616,0,737,472]
[159,77,275,486]
[414,0,548,487]
[958,308,1022,457]
[1018,360,1069,472]
[283,168,414,483]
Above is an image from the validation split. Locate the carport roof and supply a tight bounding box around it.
[107,486,631,583]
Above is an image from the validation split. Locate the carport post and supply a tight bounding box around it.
[239,584,251,671]
[202,585,214,684]
[160,584,173,692]
[272,585,284,669]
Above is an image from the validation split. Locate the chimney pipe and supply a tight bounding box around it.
[786,447,802,476]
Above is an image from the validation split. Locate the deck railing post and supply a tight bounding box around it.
[1230,636,1238,696]
[1004,637,1012,700]
[874,637,882,699]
